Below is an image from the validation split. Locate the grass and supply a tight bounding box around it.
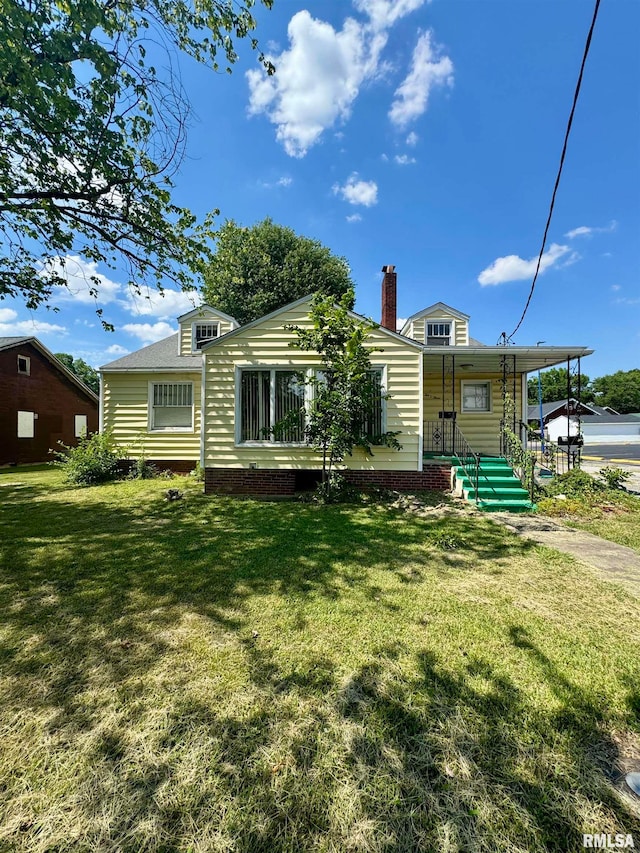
[537,481,640,554]
[1,466,639,852]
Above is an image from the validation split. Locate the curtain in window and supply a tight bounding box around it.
[274,371,305,442]
[361,369,383,437]
[241,371,271,441]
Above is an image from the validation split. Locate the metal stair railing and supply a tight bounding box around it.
[517,420,581,476]
[451,424,481,504]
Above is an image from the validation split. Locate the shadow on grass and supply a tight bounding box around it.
[1,477,638,851]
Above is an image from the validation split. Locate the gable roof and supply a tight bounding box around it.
[402,302,470,327]
[177,304,239,326]
[201,294,425,352]
[0,336,98,401]
[527,398,600,421]
[100,334,201,371]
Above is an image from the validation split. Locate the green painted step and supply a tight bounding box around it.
[464,487,530,500]
[452,457,536,513]
[477,499,537,513]
[457,476,522,491]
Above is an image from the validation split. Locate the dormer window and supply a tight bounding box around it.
[192,322,219,351]
[426,322,451,346]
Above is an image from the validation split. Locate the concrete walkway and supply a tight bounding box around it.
[489,512,640,597]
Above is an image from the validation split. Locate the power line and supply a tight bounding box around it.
[502,0,601,344]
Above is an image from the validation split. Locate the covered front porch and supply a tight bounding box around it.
[419,346,593,510]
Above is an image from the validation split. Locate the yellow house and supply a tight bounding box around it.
[100,268,592,506]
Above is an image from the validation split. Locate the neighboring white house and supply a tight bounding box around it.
[528,399,640,444]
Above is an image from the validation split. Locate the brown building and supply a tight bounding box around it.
[0,337,99,466]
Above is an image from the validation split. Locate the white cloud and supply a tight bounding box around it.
[105,344,129,355]
[406,131,419,146]
[478,243,574,286]
[614,297,640,306]
[611,284,621,291]
[397,316,407,330]
[45,255,123,305]
[122,322,176,343]
[0,306,67,337]
[121,287,200,321]
[354,0,428,31]
[259,175,293,189]
[247,1,427,157]
[394,154,416,165]
[565,220,617,239]
[346,213,362,223]
[389,30,453,128]
[333,173,378,207]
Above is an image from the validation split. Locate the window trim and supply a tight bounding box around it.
[424,317,455,346]
[17,354,30,375]
[234,364,388,447]
[460,380,492,414]
[235,366,311,447]
[148,381,195,433]
[191,321,220,352]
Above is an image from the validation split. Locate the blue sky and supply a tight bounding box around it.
[1,0,638,378]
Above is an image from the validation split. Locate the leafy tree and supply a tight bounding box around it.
[202,218,354,325]
[527,367,593,405]
[281,290,401,498]
[55,352,99,393]
[592,369,640,414]
[0,0,274,323]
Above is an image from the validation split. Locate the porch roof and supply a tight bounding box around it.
[421,346,593,375]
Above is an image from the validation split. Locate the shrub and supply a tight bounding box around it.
[129,456,160,480]
[189,462,205,482]
[598,466,631,491]
[52,431,120,486]
[543,468,604,499]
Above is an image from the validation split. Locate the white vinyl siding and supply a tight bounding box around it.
[204,301,422,471]
[102,371,201,460]
[17,411,35,438]
[74,414,88,437]
[150,382,194,431]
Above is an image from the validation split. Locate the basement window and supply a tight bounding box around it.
[17,355,30,375]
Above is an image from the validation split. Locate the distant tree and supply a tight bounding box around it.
[202,218,354,325]
[1,0,274,322]
[527,367,593,405]
[55,353,99,394]
[592,369,640,414]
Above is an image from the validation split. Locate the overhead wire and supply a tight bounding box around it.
[501,0,602,345]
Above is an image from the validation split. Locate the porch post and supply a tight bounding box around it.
[441,354,445,454]
[512,354,517,434]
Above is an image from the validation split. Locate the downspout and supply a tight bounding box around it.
[99,371,104,433]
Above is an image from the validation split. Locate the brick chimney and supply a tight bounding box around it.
[381,264,397,332]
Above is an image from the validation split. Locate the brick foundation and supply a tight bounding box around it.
[204,463,452,496]
[205,467,297,496]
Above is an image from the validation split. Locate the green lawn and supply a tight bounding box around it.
[1,467,639,852]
